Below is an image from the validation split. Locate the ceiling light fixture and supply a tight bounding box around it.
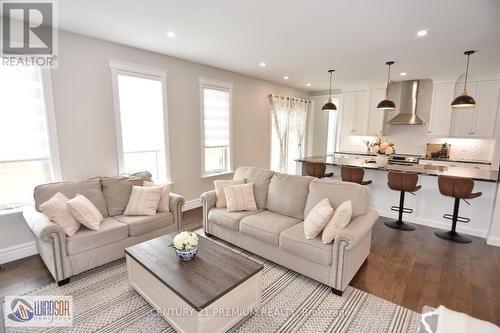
[166,31,176,39]
[400,72,407,76]
[451,50,476,108]
[377,61,396,110]
[322,69,337,111]
[259,62,266,67]
[283,76,289,80]
[306,83,311,87]
[417,30,428,37]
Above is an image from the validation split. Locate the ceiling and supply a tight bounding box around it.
[57,0,500,91]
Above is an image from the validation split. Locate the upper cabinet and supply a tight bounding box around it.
[429,79,500,138]
[367,89,386,135]
[340,89,383,136]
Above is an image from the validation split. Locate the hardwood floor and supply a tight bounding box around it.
[1,207,499,325]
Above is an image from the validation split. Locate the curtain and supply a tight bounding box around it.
[269,95,289,173]
[289,99,309,159]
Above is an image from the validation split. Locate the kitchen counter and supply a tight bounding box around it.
[297,155,499,182]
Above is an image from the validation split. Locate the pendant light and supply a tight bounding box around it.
[322,69,337,111]
[377,61,396,110]
[451,50,476,108]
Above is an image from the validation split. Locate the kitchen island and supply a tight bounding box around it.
[296,155,499,244]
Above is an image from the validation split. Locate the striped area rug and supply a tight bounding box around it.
[5,239,420,333]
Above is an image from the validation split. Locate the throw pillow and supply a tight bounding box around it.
[322,200,353,244]
[39,192,80,237]
[143,181,171,212]
[67,194,104,231]
[303,198,334,239]
[224,183,258,212]
[214,179,244,208]
[124,186,162,216]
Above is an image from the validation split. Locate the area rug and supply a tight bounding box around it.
[4,239,420,333]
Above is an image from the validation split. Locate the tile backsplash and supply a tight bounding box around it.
[430,138,494,161]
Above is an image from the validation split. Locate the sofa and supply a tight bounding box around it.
[201,166,378,295]
[23,172,184,285]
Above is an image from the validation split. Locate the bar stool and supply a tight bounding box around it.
[341,166,372,185]
[384,171,421,231]
[305,161,333,179]
[435,175,482,244]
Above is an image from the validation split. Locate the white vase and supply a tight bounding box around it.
[375,154,389,167]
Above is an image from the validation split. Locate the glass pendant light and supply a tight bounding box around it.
[377,61,396,110]
[322,69,337,111]
[451,50,476,108]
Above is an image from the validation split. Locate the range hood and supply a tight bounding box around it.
[387,80,425,125]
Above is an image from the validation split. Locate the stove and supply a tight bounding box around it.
[388,154,420,166]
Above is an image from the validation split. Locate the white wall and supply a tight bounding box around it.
[0,31,307,257]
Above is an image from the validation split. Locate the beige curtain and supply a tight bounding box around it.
[269,95,290,173]
[289,99,309,159]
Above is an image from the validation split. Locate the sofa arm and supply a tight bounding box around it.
[169,192,185,230]
[200,190,216,233]
[23,206,67,243]
[335,208,379,250]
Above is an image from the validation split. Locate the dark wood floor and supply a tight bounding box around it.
[1,207,499,325]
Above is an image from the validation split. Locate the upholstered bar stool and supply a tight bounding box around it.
[341,166,372,185]
[384,171,421,231]
[435,175,482,244]
[305,161,333,179]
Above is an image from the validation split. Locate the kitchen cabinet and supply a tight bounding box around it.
[367,89,386,135]
[428,83,455,136]
[341,90,379,135]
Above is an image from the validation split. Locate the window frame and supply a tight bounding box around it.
[109,60,171,181]
[199,77,234,178]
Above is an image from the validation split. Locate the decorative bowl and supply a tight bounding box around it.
[175,247,198,261]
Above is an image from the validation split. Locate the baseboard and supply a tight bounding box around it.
[486,236,500,247]
[182,199,202,212]
[0,241,38,264]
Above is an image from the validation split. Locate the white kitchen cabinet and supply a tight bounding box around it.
[367,88,386,135]
[450,82,478,137]
[428,83,455,136]
[341,92,356,135]
[340,90,371,135]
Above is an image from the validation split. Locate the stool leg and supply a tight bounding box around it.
[435,198,472,243]
[384,191,416,231]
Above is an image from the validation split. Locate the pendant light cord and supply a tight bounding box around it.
[385,63,392,96]
[463,53,470,91]
[329,72,332,97]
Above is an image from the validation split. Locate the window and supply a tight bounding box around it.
[110,61,169,182]
[0,66,60,211]
[200,78,233,176]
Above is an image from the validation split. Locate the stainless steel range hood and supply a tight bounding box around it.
[388,80,425,125]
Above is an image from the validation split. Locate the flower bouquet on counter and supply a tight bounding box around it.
[370,134,395,167]
[169,231,199,261]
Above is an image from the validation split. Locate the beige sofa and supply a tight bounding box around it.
[23,172,184,285]
[201,166,378,295]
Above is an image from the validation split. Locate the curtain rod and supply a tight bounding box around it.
[269,94,312,103]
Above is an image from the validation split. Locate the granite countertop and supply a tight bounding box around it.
[333,151,492,165]
[297,156,499,182]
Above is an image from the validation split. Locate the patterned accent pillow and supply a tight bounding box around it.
[303,198,334,239]
[124,186,162,216]
[322,200,352,244]
[67,194,104,231]
[40,192,81,237]
[224,183,258,212]
[143,181,171,212]
[214,179,244,208]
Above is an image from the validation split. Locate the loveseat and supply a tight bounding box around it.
[201,166,378,295]
[23,172,184,285]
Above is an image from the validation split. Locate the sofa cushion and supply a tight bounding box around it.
[240,210,300,246]
[34,177,108,217]
[66,217,128,255]
[101,176,145,216]
[304,180,370,219]
[279,222,333,266]
[266,174,312,220]
[114,212,174,236]
[208,208,261,231]
[233,167,275,210]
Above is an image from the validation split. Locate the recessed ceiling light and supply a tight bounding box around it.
[259,62,266,67]
[166,31,176,39]
[306,83,311,87]
[400,72,407,76]
[417,30,428,37]
[283,76,289,80]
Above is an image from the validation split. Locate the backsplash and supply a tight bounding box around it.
[430,138,494,161]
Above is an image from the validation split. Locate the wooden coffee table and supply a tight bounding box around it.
[125,232,263,333]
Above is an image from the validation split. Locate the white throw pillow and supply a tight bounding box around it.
[67,194,104,231]
[224,183,258,212]
[143,181,171,212]
[214,179,244,208]
[124,186,162,216]
[303,198,334,239]
[322,200,353,244]
[40,192,81,237]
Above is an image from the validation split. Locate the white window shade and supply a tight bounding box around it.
[203,88,230,147]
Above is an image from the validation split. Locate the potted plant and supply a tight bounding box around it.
[370,134,395,167]
[169,231,199,261]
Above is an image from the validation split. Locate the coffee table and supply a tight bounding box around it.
[125,232,263,333]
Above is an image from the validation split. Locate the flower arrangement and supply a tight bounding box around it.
[370,134,395,156]
[169,231,199,260]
